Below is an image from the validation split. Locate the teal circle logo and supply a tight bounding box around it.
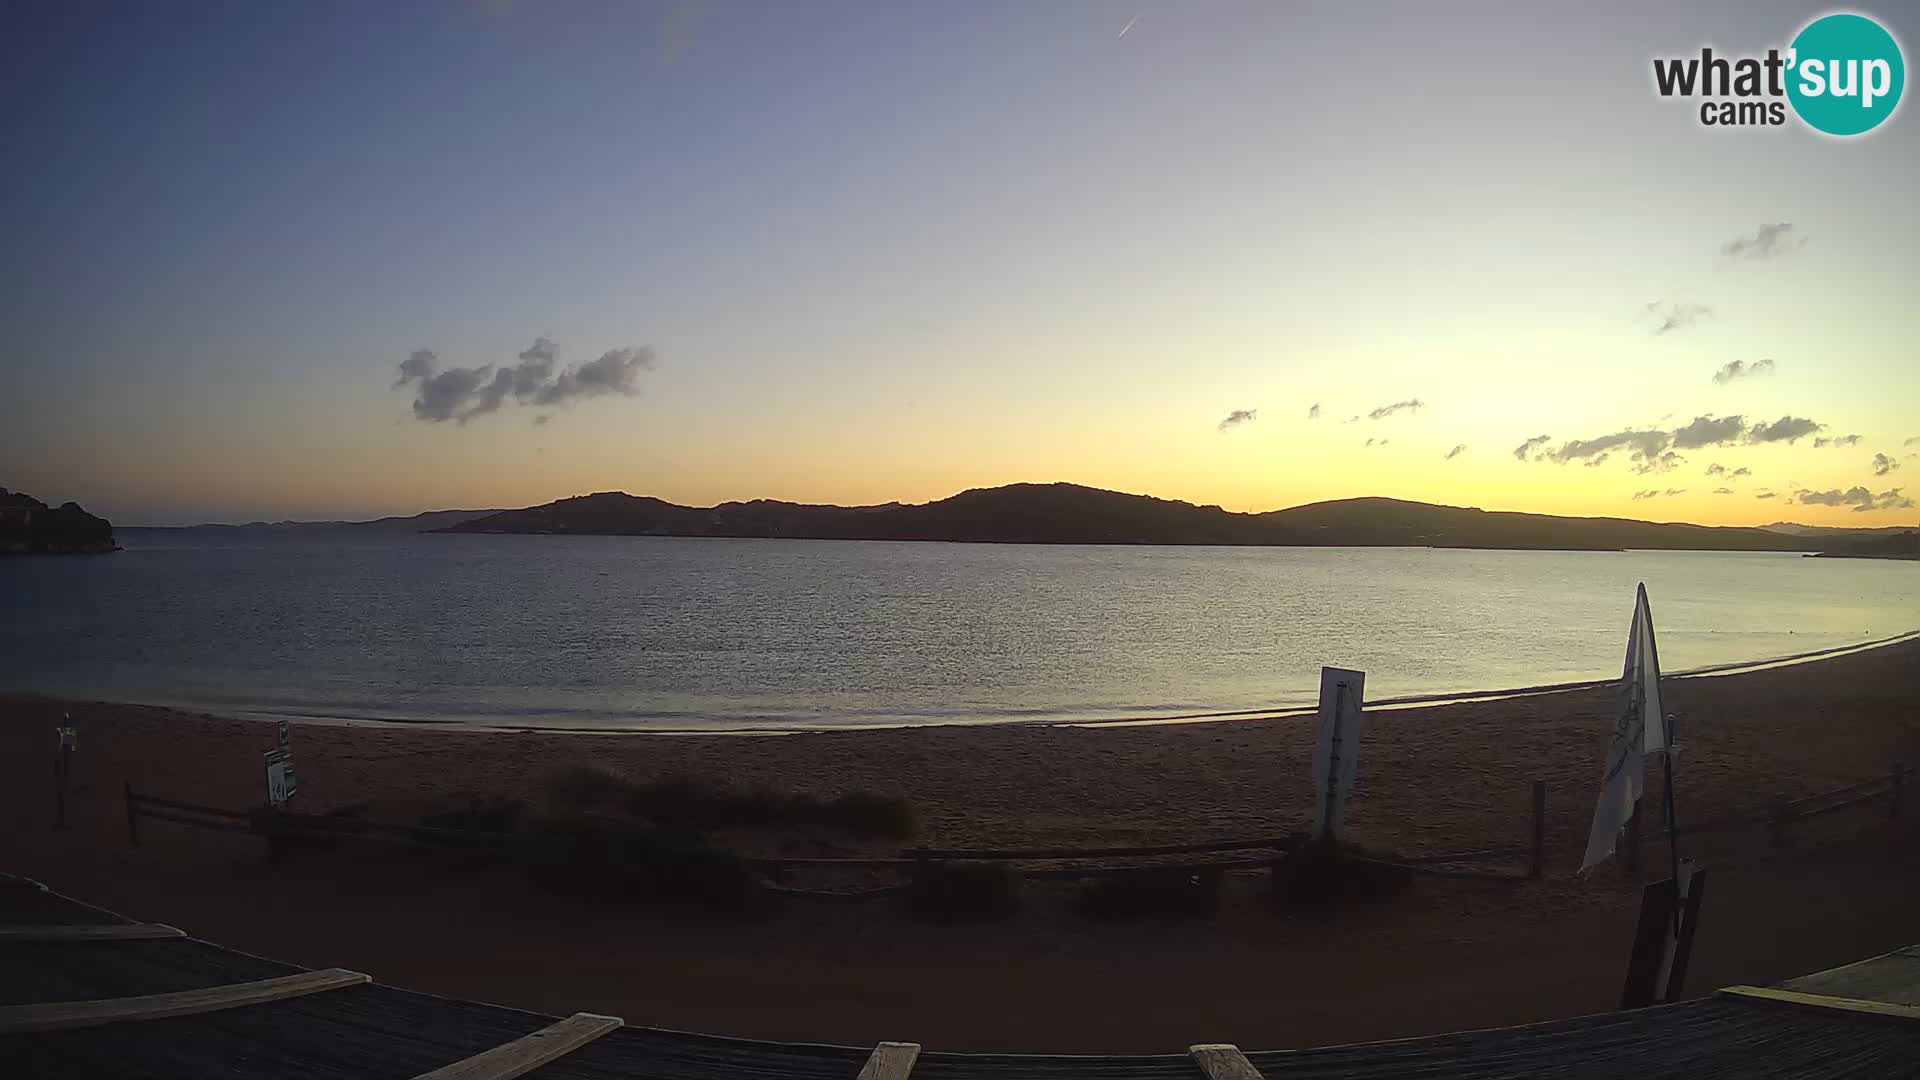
[1786,13,1905,136]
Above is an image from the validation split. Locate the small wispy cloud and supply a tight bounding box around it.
[1444,444,1467,461]
[1364,437,1391,447]
[1730,466,1751,478]
[1634,451,1684,475]
[1632,488,1686,500]
[1873,453,1900,477]
[1712,487,1734,495]
[1307,403,1321,420]
[1721,222,1803,261]
[1755,491,1778,500]
[1647,301,1711,336]
[1906,436,1920,447]
[1705,463,1726,477]
[1712,358,1775,384]
[1367,398,1424,421]
[1512,434,1552,461]
[1796,486,1914,512]
[1217,408,1259,432]
[1812,434,1863,448]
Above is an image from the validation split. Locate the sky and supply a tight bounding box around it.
[2,1,1916,527]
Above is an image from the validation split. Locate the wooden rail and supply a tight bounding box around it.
[0,968,369,1034]
[412,1012,623,1080]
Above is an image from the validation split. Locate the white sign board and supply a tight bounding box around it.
[264,749,298,805]
[1311,667,1366,840]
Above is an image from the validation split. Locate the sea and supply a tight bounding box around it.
[2,530,1914,731]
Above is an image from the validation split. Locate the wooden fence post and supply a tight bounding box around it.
[1891,762,1906,822]
[1529,780,1547,879]
[123,782,140,847]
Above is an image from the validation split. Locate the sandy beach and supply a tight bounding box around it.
[2,640,1916,1052]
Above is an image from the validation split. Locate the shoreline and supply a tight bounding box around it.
[18,626,1918,737]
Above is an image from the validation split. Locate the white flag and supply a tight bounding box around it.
[1580,583,1668,872]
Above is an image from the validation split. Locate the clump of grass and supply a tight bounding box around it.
[903,861,1021,922]
[421,793,526,834]
[523,815,766,915]
[543,766,631,814]
[1073,866,1223,920]
[1271,837,1412,911]
[623,775,917,840]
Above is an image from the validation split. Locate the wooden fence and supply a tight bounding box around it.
[120,764,1905,889]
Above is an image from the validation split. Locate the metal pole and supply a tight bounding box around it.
[1661,748,1682,938]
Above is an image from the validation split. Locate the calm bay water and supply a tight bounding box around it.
[2,531,1914,730]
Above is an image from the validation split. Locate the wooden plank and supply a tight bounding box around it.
[856,1041,922,1080]
[413,1012,623,1080]
[127,792,251,820]
[1190,1042,1265,1080]
[908,837,1291,861]
[0,923,184,942]
[0,967,369,1034]
[1719,985,1920,1021]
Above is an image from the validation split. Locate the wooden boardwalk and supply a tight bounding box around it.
[2,872,1915,1079]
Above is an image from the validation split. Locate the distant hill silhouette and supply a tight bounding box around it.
[158,509,505,532]
[1810,529,1919,560]
[1,488,117,554]
[436,482,1829,552]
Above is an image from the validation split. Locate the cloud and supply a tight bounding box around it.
[1704,463,1726,476]
[1364,437,1390,447]
[1795,487,1913,512]
[1367,398,1424,420]
[1217,408,1258,432]
[1512,434,1552,461]
[532,414,551,426]
[396,348,437,386]
[1634,451,1684,475]
[1307,403,1321,420]
[395,338,656,424]
[1444,444,1467,461]
[1672,414,1748,449]
[1721,222,1803,261]
[1632,488,1686,500]
[1647,302,1710,335]
[1812,434,1862,448]
[1754,491,1778,500]
[1907,436,1920,447]
[1730,466,1751,478]
[1747,416,1823,444]
[1584,455,1610,468]
[1713,487,1734,495]
[1873,453,1900,477]
[1712,358,1775,384]
[1550,428,1671,465]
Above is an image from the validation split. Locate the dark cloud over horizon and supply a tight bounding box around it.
[1795,486,1913,513]
[1747,416,1823,444]
[395,338,656,424]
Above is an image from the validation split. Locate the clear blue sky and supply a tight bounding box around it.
[2,1,1915,524]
